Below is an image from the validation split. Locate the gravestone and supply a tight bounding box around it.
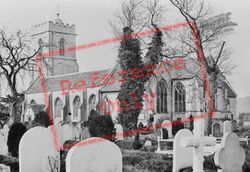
[223,121,232,135]
[66,137,122,172]
[0,134,8,155]
[214,132,245,172]
[173,129,193,172]
[212,123,221,137]
[62,123,73,142]
[161,120,172,139]
[0,164,10,172]
[19,126,60,172]
[114,124,124,141]
[72,125,80,140]
[0,125,9,142]
[144,140,152,147]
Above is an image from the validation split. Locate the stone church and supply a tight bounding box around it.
[23,16,237,137]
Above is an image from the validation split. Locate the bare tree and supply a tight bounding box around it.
[169,0,237,135]
[110,0,166,46]
[0,29,46,123]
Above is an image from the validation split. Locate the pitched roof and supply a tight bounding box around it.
[26,69,111,94]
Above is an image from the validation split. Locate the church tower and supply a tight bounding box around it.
[30,13,79,77]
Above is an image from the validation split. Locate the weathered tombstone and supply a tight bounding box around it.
[161,120,172,139]
[114,124,124,141]
[173,129,193,172]
[0,134,8,155]
[212,123,221,137]
[144,140,152,147]
[223,121,232,135]
[72,125,80,140]
[214,132,245,172]
[62,123,73,142]
[0,164,10,172]
[19,126,60,172]
[66,137,122,172]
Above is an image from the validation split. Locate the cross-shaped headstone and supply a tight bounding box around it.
[180,79,216,172]
[181,117,216,172]
[214,132,245,172]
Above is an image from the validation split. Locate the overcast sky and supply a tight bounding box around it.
[0,0,249,98]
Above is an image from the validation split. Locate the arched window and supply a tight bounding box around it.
[59,38,65,56]
[88,94,96,112]
[157,79,168,113]
[174,82,186,112]
[73,96,81,120]
[55,98,63,118]
[38,38,43,55]
[102,95,111,116]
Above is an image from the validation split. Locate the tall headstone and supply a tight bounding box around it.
[19,126,60,172]
[223,121,232,135]
[66,137,122,172]
[0,134,8,155]
[161,120,172,139]
[173,129,193,172]
[114,124,124,141]
[214,132,245,172]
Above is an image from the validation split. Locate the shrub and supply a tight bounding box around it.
[7,122,27,157]
[122,149,172,172]
[132,139,143,150]
[0,155,19,172]
[88,115,115,141]
[33,111,52,127]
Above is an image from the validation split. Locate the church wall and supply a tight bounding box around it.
[229,98,237,119]
[52,91,67,124]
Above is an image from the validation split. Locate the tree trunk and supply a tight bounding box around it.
[206,72,217,136]
[9,102,22,124]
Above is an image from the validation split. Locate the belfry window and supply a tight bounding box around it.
[59,38,65,56]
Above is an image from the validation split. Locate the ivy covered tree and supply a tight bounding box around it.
[117,27,163,144]
[117,27,145,141]
[115,0,164,145]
